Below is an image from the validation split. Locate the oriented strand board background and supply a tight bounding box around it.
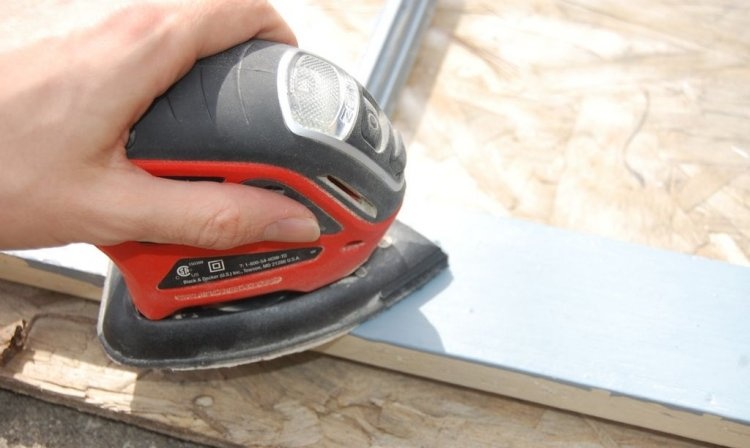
[396,0,749,266]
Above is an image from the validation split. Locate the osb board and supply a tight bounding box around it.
[397,0,750,266]
[0,280,715,448]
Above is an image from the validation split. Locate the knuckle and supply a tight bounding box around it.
[192,201,245,249]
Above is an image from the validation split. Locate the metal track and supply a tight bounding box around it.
[357,0,437,115]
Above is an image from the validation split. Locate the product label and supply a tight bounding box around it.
[158,247,322,290]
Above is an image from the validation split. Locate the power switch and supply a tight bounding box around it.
[360,100,382,150]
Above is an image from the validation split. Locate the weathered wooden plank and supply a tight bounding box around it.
[0,280,713,448]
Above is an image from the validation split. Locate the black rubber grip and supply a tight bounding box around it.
[127,40,405,223]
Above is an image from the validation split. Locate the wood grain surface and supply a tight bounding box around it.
[0,280,714,447]
[398,0,749,266]
[2,0,748,446]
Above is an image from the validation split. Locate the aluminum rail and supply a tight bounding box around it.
[357,0,437,116]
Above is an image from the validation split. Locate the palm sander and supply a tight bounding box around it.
[96,40,447,369]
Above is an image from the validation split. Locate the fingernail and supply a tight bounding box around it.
[263,217,320,242]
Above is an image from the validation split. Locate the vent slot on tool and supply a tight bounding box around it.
[323,175,377,218]
[162,176,225,183]
[262,184,286,194]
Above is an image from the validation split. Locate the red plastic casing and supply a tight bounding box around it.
[99,160,398,320]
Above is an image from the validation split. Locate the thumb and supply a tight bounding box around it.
[98,170,320,250]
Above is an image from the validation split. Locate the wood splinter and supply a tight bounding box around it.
[1,320,27,366]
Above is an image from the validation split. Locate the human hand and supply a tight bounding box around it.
[0,0,320,250]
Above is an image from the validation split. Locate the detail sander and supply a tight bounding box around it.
[96,40,447,370]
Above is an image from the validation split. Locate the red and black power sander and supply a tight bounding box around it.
[96,40,447,369]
